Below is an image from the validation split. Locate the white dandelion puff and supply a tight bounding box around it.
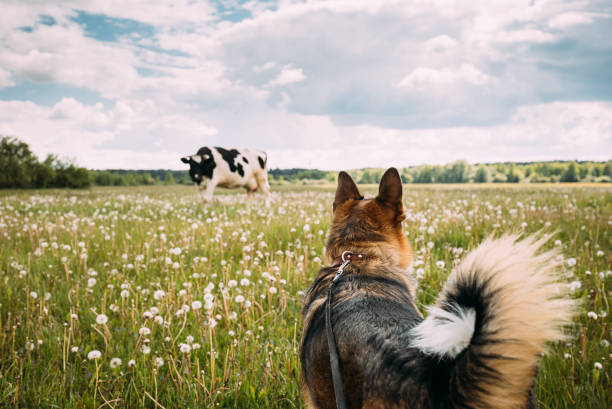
[96,314,108,325]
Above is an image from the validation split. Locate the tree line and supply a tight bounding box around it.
[0,136,90,188]
[270,160,612,184]
[1,136,610,189]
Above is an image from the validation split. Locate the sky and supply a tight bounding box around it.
[0,0,611,170]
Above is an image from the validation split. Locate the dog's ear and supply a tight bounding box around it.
[377,168,404,218]
[181,156,190,164]
[333,171,363,211]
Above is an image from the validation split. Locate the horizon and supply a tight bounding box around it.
[89,158,610,172]
[1,1,611,170]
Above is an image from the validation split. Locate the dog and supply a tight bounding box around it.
[300,168,575,409]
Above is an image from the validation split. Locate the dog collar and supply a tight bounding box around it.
[330,251,377,284]
[330,251,376,268]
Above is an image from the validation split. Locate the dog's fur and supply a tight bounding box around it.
[300,168,576,409]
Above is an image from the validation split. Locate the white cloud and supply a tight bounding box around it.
[0,22,142,99]
[497,29,555,44]
[262,102,612,169]
[267,65,306,87]
[6,98,609,170]
[0,97,219,168]
[0,0,610,170]
[425,35,458,52]
[0,67,14,88]
[395,64,490,90]
[548,12,605,29]
[253,61,277,72]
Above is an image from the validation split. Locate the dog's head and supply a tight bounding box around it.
[325,167,411,269]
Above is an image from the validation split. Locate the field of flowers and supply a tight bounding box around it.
[0,184,610,408]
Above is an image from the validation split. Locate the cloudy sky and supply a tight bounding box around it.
[1,0,611,170]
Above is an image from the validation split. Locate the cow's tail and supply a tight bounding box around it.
[409,234,576,408]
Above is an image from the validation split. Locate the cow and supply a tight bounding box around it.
[181,147,271,204]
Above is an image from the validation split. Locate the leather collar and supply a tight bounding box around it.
[330,251,377,268]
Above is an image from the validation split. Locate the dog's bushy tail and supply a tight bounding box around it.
[409,234,576,409]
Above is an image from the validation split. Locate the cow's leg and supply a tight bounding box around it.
[200,181,216,203]
[245,179,258,206]
[245,187,255,205]
[255,172,271,206]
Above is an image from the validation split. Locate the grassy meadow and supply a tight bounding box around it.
[0,184,610,408]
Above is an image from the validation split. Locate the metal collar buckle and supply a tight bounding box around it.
[332,251,352,283]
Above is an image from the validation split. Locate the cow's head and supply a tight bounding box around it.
[181,148,216,185]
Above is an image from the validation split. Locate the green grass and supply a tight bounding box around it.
[0,184,610,408]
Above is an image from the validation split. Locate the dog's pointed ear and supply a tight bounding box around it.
[181,156,190,164]
[377,167,403,210]
[333,171,363,211]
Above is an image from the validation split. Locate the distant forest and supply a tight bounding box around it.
[1,136,611,189]
[89,160,612,187]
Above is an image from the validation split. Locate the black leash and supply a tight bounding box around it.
[325,252,352,409]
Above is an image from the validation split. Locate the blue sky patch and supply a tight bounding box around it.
[0,81,112,109]
[70,10,155,43]
[40,15,57,26]
[136,67,169,77]
[211,0,279,22]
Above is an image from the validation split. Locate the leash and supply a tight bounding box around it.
[326,251,369,409]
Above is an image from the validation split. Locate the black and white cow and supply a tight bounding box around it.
[181,147,271,204]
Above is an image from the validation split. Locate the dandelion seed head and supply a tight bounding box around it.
[96,314,108,325]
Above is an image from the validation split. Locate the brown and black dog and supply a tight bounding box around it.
[300,168,575,409]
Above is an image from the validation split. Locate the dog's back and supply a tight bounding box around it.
[300,168,576,409]
[301,263,423,409]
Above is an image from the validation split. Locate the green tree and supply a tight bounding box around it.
[164,173,176,185]
[95,171,112,186]
[447,160,470,183]
[32,155,57,188]
[413,167,433,183]
[359,170,373,184]
[474,167,489,183]
[0,136,39,188]
[506,164,519,183]
[592,166,601,177]
[603,161,612,177]
[561,163,579,182]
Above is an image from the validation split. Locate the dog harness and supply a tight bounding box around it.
[326,251,374,409]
